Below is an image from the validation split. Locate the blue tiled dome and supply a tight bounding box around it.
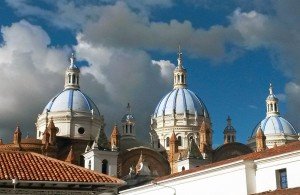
[43,89,100,116]
[153,88,209,117]
[251,116,298,137]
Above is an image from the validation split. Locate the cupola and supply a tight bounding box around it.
[173,46,187,89]
[64,53,80,90]
[266,83,279,117]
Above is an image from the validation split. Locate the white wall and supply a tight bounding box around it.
[255,151,300,193]
[120,150,300,195]
[121,161,252,195]
[83,149,118,177]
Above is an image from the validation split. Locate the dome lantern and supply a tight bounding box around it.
[266,83,279,117]
[173,46,187,89]
[223,116,236,144]
[121,103,136,140]
[64,53,80,90]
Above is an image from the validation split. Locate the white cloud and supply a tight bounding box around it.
[4,0,300,135]
[230,9,269,48]
[0,20,69,140]
[285,82,300,132]
[75,36,174,138]
[151,60,175,82]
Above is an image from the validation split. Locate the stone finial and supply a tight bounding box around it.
[65,146,75,164]
[13,125,22,145]
[256,126,266,152]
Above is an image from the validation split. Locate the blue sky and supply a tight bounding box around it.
[0,0,299,147]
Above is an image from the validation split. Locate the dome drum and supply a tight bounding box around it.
[151,112,204,129]
[36,112,103,140]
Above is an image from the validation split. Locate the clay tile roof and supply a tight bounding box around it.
[154,141,300,182]
[0,150,125,185]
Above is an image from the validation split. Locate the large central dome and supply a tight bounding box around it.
[150,49,211,153]
[44,89,100,116]
[153,88,209,117]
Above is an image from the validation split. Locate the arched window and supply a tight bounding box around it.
[177,136,182,146]
[125,125,128,133]
[177,75,180,83]
[227,136,230,143]
[270,104,273,111]
[88,160,91,169]
[274,104,277,112]
[102,159,108,174]
[130,125,132,133]
[157,139,160,148]
[182,166,185,171]
[77,76,79,84]
[68,74,71,83]
[72,74,75,84]
[166,137,170,147]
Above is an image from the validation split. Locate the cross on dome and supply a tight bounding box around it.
[177,45,183,68]
[127,103,131,113]
[227,116,232,126]
[269,83,274,95]
[69,52,78,69]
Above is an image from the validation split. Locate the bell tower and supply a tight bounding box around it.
[121,103,136,140]
[223,116,236,144]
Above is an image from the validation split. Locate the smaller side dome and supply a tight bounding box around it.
[251,116,297,137]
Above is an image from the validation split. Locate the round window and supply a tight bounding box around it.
[78,127,85,134]
[55,127,59,133]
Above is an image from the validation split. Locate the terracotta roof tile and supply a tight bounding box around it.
[0,150,124,185]
[155,141,300,182]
